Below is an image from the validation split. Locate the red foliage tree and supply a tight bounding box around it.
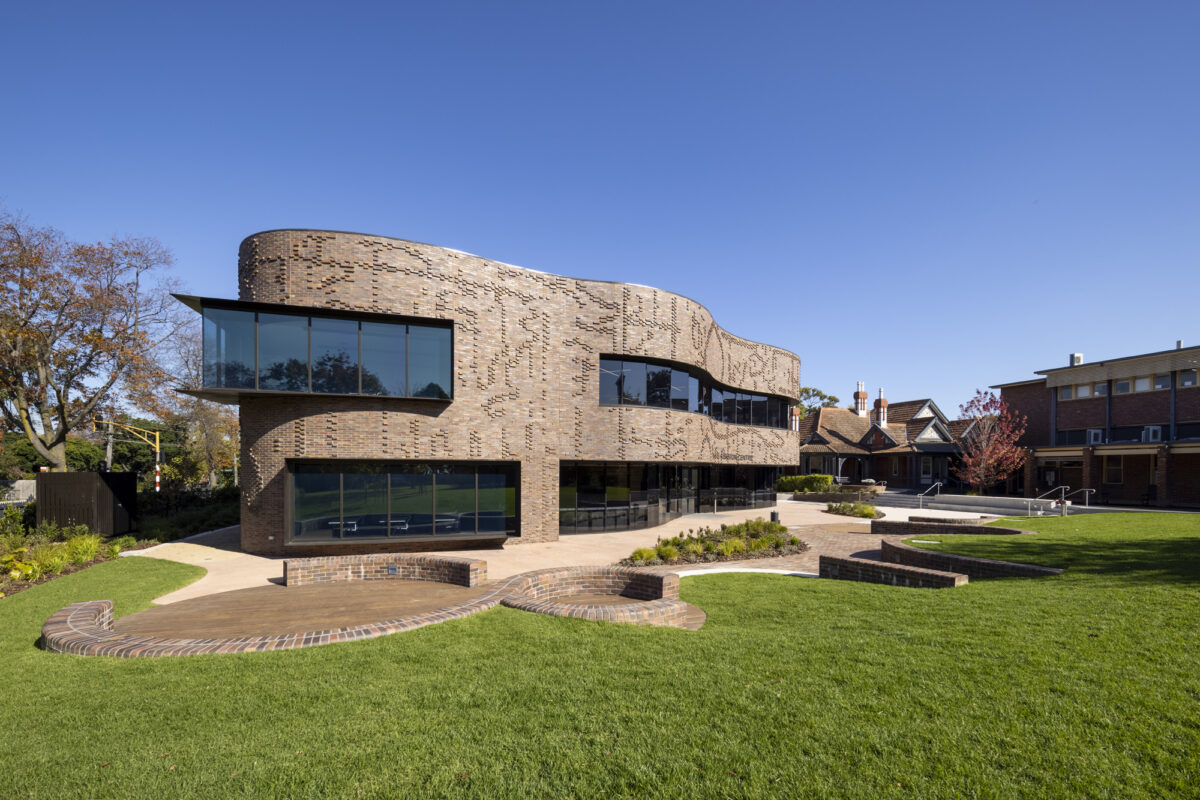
[952,390,1028,493]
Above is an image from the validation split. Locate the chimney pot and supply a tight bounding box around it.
[1178,339,1184,350]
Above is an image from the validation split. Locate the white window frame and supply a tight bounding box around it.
[1076,384,1091,398]
[1087,429,1104,445]
[1114,380,1131,394]
[1093,382,1108,396]
[1134,376,1151,392]
[1143,425,1162,443]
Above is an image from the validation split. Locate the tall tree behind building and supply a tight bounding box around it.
[953,389,1028,492]
[0,209,184,471]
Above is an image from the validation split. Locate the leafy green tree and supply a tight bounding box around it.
[793,387,840,419]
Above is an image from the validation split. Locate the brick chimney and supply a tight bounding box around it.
[874,388,888,427]
[854,381,868,417]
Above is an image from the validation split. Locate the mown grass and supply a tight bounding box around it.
[3,513,1198,798]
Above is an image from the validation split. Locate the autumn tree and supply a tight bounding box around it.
[793,387,840,419]
[952,389,1028,492]
[0,210,183,472]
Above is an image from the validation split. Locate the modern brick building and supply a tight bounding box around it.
[795,383,968,489]
[179,229,802,556]
[993,344,1200,507]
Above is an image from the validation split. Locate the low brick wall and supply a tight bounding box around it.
[881,540,1063,579]
[872,519,1031,537]
[283,554,486,587]
[498,566,688,628]
[818,555,966,589]
[906,516,986,526]
[792,492,877,504]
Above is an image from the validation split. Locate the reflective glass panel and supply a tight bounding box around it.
[710,388,723,421]
[409,325,452,399]
[670,369,690,410]
[736,393,751,425]
[360,321,406,397]
[342,470,388,537]
[697,381,711,416]
[202,307,256,389]
[620,362,646,405]
[478,464,517,534]
[599,359,623,405]
[258,313,309,391]
[389,465,434,535]
[311,317,359,394]
[292,466,340,540]
[752,395,767,426]
[647,365,671,408]
[435,465,475,533]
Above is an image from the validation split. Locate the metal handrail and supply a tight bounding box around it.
[917,481,942,509]
[1064,488,1096,507]
[1035,486,1069,501]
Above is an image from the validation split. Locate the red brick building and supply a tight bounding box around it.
[795,383,970,489]
[994,344,1200,507]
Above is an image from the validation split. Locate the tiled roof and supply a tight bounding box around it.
[946,419,975,439]
[884,399,931,426]
[798,404,967,456]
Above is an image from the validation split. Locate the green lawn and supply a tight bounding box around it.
[3,513,1199,798]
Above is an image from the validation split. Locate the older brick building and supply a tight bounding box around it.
[795,383,968,489]
[994,345,1200,507]
[179,229,803,556]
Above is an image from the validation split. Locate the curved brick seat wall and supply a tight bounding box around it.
[499,566,689,628]
[41,563,689,658]
[283,554,486,587]
[880,540,1063,580]
[872,519,1033,537]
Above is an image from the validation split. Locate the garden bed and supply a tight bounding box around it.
[619,517,809,567]
[823,501,883,519]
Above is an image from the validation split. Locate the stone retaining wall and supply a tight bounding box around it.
[792,492,877,504]
[881,540,1063,579]
[499,566,687,627]
[906,516,986,526]
[818,555,966,589]
[283,554,486,587]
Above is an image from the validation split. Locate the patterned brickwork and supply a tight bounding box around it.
[283,554,486,587]
[881,540,1063,579]
[818,555,967,589]
[40,564,688,657]
[234,230,802,555]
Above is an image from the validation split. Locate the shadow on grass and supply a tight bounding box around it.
[934,535,1200,585]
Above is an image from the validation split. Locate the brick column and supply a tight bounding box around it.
[1156,446,1170,507]
[1081,447,1095,491]
[1023,451,1036,498]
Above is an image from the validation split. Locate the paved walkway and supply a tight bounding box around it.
[130,501,992,604]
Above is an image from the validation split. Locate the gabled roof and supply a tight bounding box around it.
[883,398,949,426]
[946,419,976,440]
[798,404,967,456]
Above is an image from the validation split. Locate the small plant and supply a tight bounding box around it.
[65,534,102,565]
[0,505,25,538]
[683,541,704,556]
[717,538,746,556]
[656,544,680,561]
[826,501,878,519]
[28,541,69,576]
[776,474,833,493]
[631,547,658,564]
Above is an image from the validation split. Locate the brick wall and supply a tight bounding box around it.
[818,555,966,588]
[881,540,1062,579]
[282,554,487,587]
[235,230,803,555]
[1056,396,1106,431]
[1169,453,1200,507]
[1001,382,1050,447]
[1178,386,1200,422]
[1111,392,1170,427]
[871,520,1031,537]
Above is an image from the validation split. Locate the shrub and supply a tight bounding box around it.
[778,474,834,493]
[656,544,679,561]
[631,547,658,564]
[826,501,878,519]
[106,535,138,557]
[65,534,102,565]
[2,548,37,581]
[717,538,746,556]
[28,541,69,577]
[0,505,25,539]
[683,541,704,556]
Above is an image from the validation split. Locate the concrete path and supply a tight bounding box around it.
[129,499,992,603]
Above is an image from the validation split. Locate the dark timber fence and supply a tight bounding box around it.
[35,472,137,536]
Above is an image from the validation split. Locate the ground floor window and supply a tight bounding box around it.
[290,461,519,542]
[1104,455,1123,484]
[558,461,783,535]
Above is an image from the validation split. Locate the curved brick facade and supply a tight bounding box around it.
[233,230,802,555]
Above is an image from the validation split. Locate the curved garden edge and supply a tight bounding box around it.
[39,560,694,658]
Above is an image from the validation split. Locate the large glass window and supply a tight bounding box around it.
[620,362,646,405]
[647,365,672,408]
[258,313,309,391]
[311,317,359,394]
[360,321,406,397]
[436,465,476,534]
[290,461,517,542]
[409,325,452,399]
[599,359,623,406]
[752,395,767,426]
[202,308,255,389]
[670,369,690,411]
[292,465,341,540]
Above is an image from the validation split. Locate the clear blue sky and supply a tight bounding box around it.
[4,1,1198,414]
